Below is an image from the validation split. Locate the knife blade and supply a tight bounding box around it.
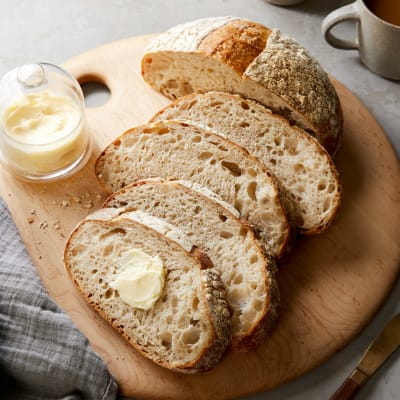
[330,314,400,400]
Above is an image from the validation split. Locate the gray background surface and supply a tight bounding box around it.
[1,1,399,399]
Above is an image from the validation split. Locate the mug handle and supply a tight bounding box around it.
[322,2,360,50]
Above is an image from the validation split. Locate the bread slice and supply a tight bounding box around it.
[95,120,291,258]
[102,179,280,349]
[64,215,231,373]
[151,92,342,234]
[141,17,343,155]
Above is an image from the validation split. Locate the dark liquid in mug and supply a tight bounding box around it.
[365,0,400,26]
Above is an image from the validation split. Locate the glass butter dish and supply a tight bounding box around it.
[0,63,91,181]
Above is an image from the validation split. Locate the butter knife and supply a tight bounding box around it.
[330,314,400,400]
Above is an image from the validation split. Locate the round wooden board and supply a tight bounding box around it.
[1,34,399,400]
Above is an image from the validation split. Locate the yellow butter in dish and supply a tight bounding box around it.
[4,91,80,145]
[0,63,91,181]
[110,249,166,310]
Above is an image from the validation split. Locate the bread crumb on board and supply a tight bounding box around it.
[67,193,103,209]
[83,200,93,209]
[52,219,61,230]
[61,200,71,208]
[39,221,48,229]
[72,196,81,204]
[26,192,104,230]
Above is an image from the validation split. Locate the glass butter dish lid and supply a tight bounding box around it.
[0,63,91,182]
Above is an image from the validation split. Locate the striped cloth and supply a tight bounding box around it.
[0,198,118,400]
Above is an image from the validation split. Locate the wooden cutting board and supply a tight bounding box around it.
[1,34,399,400]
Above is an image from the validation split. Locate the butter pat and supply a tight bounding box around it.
[110,249,165,310]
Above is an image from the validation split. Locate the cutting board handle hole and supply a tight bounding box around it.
[79,77,111,108]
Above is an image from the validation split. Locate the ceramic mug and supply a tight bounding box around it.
[322,0,400,80]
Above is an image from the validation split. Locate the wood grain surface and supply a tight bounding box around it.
[0,34,399,400]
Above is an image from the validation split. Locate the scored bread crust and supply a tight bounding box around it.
[64,217,231,373]
[95,120,291,259]
[142,16,343,155]
[151,91,342,234]
[103,178,280,349]
[197,19,271,75]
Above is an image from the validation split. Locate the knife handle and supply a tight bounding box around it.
[330,368,369,400]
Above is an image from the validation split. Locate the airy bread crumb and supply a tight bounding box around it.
[95,120,291,258]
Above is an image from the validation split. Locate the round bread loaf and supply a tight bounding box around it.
[142,17,343,155]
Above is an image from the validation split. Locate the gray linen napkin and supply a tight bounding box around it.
[0,198,118,400]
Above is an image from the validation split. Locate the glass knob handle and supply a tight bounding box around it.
[17,63,47,89]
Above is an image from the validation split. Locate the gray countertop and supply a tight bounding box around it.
[1,1,399,399]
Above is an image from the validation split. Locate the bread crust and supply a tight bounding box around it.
[193,269,232,370]
[245,30,343,155]
[145,16,236,53]
[198,19,271,75]
[64,218,231,373]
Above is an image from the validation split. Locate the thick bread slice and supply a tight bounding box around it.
[103,179,280,349]
[151,92,342,234]
[95,120,291,258]
[64,216,231,373]
[142,17,343,155]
